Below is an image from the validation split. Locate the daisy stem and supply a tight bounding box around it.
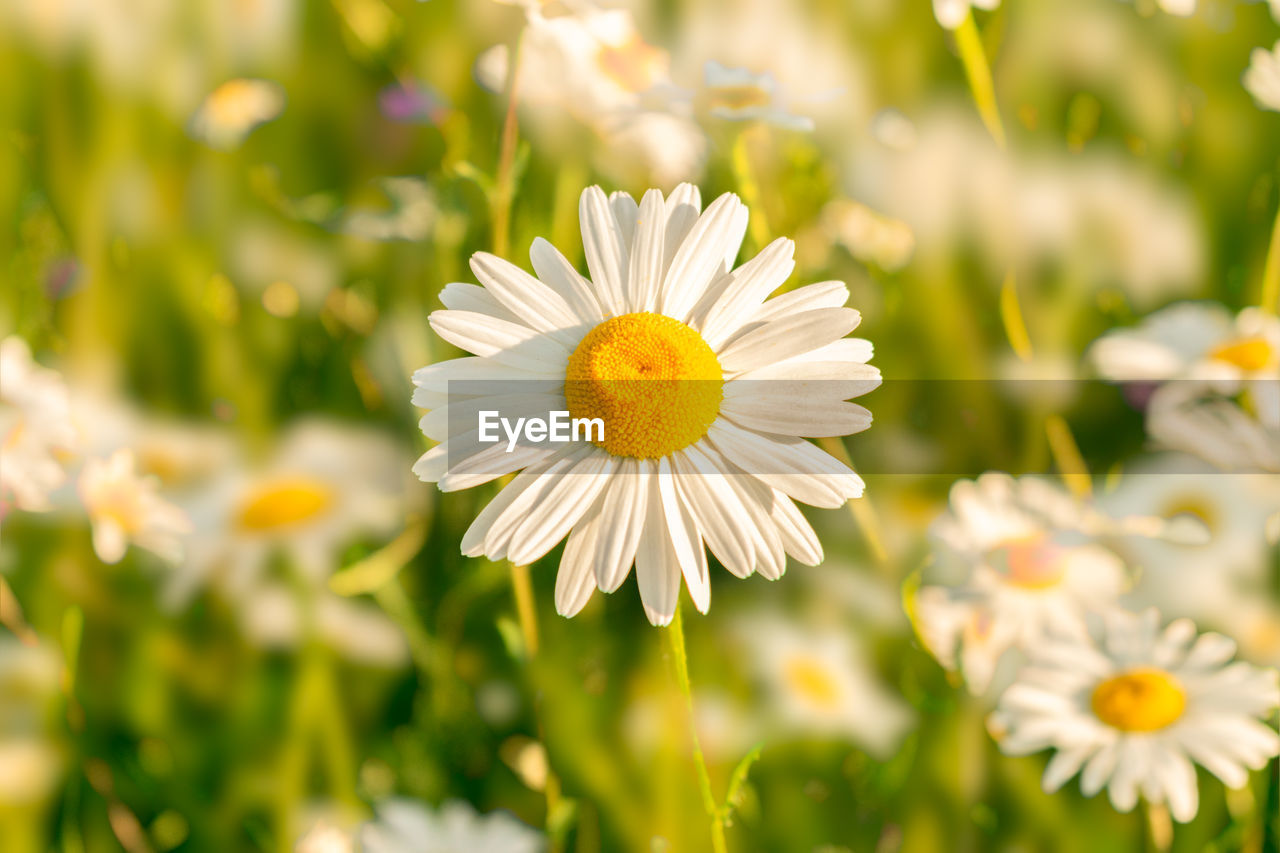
[1260,198,1280,315]
[1144,801,1172,852]
[952,11,1006,150]
[666,602,729,853]
[509,561,540,657]
[491,31,526,260]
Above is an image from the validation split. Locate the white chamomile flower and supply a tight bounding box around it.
[358,799,544,853]
[1091,302,1280,396]
[932,0,1000,30]
[0,336,78,515]
[1245,41,1280,113]
[698,60,815,132]
[189,78,285,150]
[916,473,1193,694]
[992,608,1280,823]
[175,420,409,604]
[1146,378,1280,473]
[78,449,192,565]
[413,184,879,626]
[736,614,914,757]
[1099,454,1280,623]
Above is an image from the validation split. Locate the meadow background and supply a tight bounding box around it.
[1,0,1279,851]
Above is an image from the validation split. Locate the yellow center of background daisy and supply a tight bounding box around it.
[1090,668,1186,732]
[565,313,723,459]
[782,657,841,709]
[238,477,334,531]
[1210,337,1274,371]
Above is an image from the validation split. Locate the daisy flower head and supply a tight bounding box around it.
[933,0,1000,30]
[413,184,879,626]
[1245,41,1280,113]
[176,420,409,604]
[189,78,285,150]
[0,336,78,515]
[992,608,1280,823]
[1145,378,1280,473]
[78,449,192,564]
[696,61,815,132]
[358,799,544,853]
[735,613,914,757]
[916,473,1186,694]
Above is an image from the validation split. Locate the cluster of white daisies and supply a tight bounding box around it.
[0,340,414,665]
[915,298,1280,824]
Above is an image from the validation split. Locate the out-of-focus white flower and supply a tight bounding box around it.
[991,608,1280,823]
[1146,379,1280,473]
[78,449,192,564]
[1245,41,1280,113]
[697,61,814,131]
[358,799,544,853]
[242,582,409,668]
[1100,454,1280,624]
[175,421,409,604]
[736,615,914,757]
[1091,303,1279,397]
[822,199,915,272]
[853,112,1204,304]
[917,473,1197,694]
[594,111,708,188]
[1,337,78,515]
[295,820,354,853]
[189,78,285,150]
[1155,0,1196,15]
[932,0,1000,30]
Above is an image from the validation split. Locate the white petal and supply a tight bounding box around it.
[716,308,861,375]
[721,395,873,437]
[440,282,520,323]
[458,449,577,556]
[529,237,604,323]
[696,238,795,348]
[662,183,703,275]
[658,457,710,614]
[706,420,864,508]
[660,193,748,323]
[429,310,570,372]
[751,281,849,324]
[766,489,823,565]
[503,450,614,565]
[610,191,639,254]
[636,475,681,627]
[555,493,604,618]
[580,186,629,317]
[669,448,756,578]
[470,252,582,334]
[594,459,649,592]
[626,189,666,313]
[92,518,128,564]
[412,356,557,399]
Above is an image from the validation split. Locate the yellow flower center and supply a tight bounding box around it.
[990,536,1068,589]
[565,313,723,459]
[783,657,841,709]
[708,84,772,112]
[595,34,666,94]
[1090,668,1186,732]
[1161,495,1217,535]
[237,477,334,531]
[1210,337,1274,372]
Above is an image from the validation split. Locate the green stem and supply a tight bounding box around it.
[491,32,526,260]
[953,12,1005,149]
[666,602,728,853]
[730,130,773,253]
[1260,198,1280,315]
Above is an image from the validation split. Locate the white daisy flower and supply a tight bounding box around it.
[1090,303,1280,396]
[78,449,192,565]
[821,199,915,273]
[175,420,409,605]
[1099,454,1280,624]
[358,799,544,853]
[735,614,914,757]
[932,0,1000,30]
[242,581,409,668]
[0,337,78,515]
[189,78,285,150]
[991,608,1280,823]
[1146,378,1280,473]
[413,184,878,626]
[697,60,815,132]
[916,473,1192,694]
[1245,41,1280,113]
